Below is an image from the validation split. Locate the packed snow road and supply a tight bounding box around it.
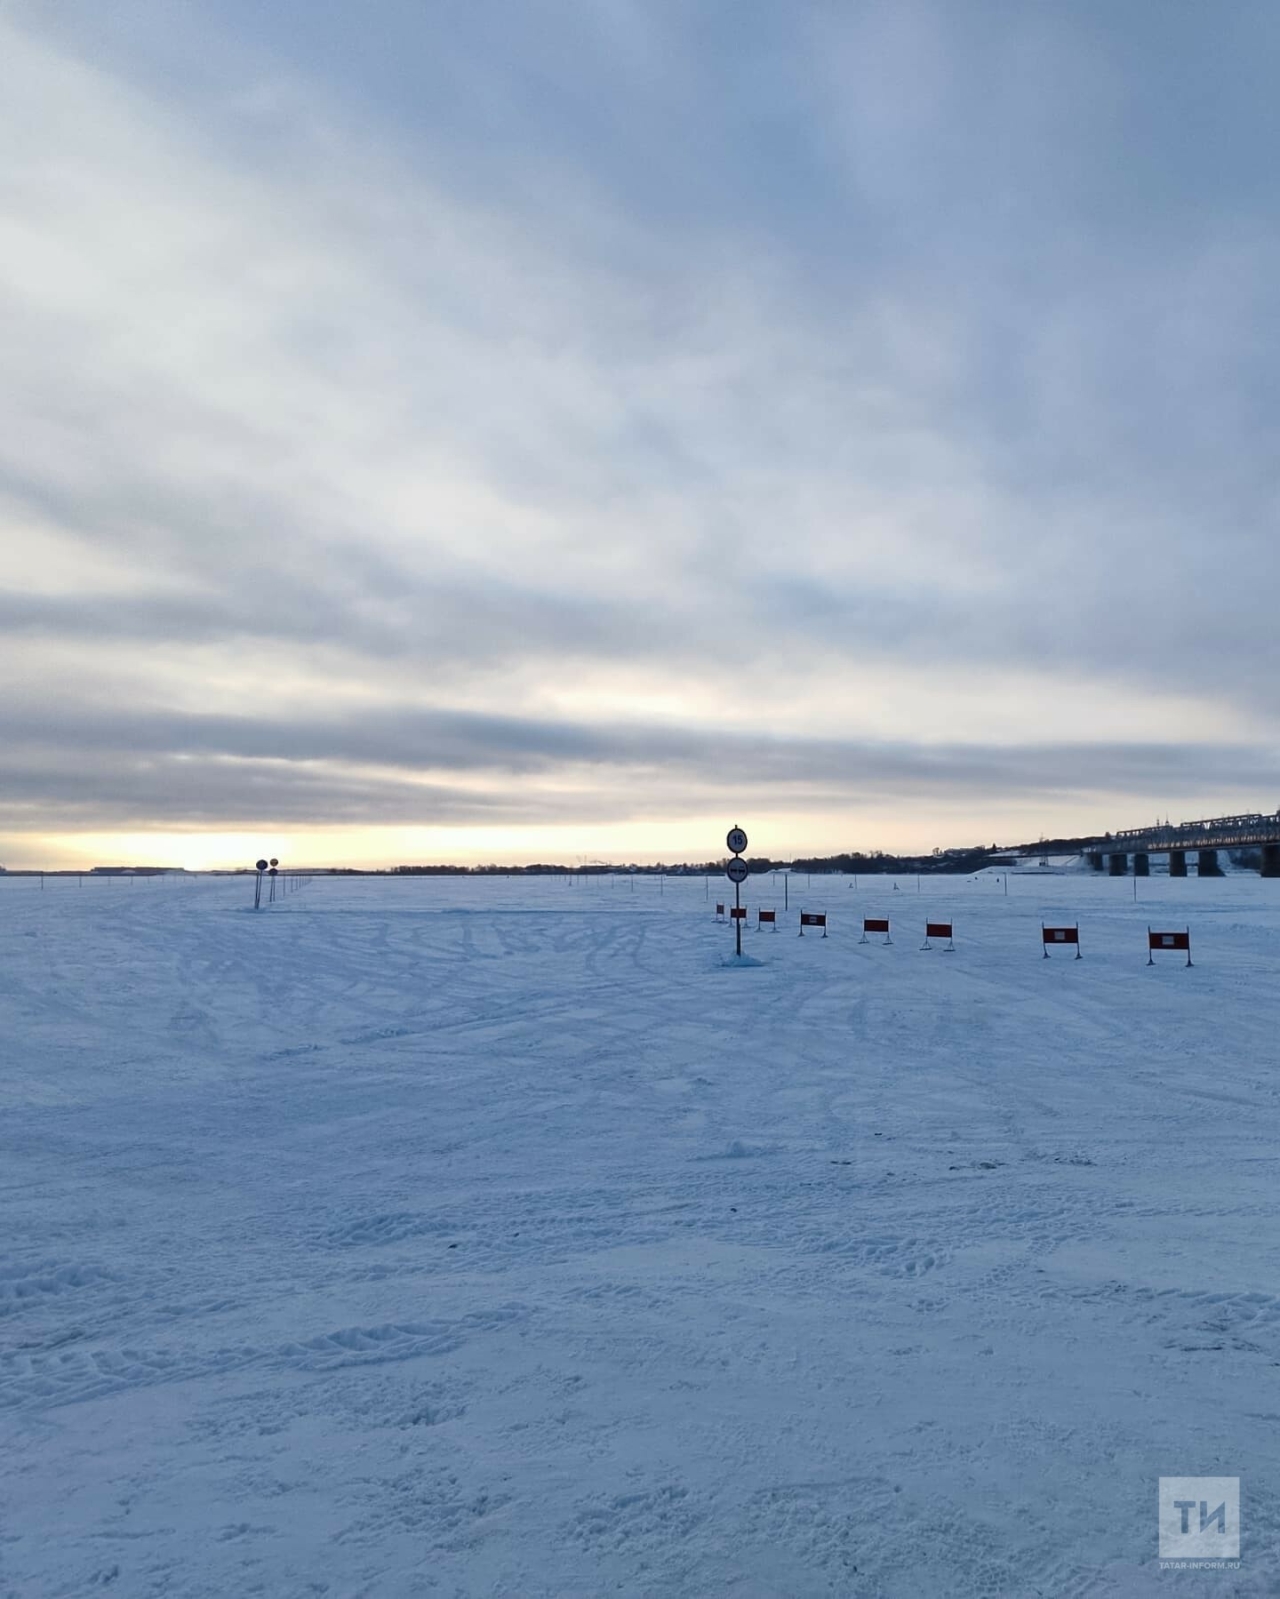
[2,869,1278,1596]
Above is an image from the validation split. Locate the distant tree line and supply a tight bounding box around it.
[377,847,1002,877]
[389,862,723,876]
[788,847,996,875]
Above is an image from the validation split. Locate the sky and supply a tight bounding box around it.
[3,1,1279,869]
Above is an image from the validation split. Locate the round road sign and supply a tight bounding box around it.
[726,858,749,884]
[726,826,748,855]
[255,858,268,872]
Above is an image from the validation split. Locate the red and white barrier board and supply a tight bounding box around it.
[758,909,776,929]
[921,921,955,951]
[1042,924,1081,959]
[799,911,827,938]
[860,917,892,945]
[730,906,747,921]
[715,902,726,921]
[1148,927,1192,967]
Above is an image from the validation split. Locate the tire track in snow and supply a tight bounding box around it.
[0,1304,528,1414]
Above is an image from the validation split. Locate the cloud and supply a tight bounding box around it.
[4,697,1279,838]
[2,2,1278,859]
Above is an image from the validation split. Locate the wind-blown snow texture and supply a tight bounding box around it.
[2,869,1277,1596]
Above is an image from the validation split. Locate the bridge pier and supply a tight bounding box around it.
[1023,818,1280,880]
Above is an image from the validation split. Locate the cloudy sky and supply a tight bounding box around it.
[3,2,1279,868]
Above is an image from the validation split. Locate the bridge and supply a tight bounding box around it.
[1016,812,1280,877]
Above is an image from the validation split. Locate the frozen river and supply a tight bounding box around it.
[2,868,1277,1595]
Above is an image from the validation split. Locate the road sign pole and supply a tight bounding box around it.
[724,825,750,959]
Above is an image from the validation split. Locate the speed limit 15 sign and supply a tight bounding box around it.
[726,826,748,855]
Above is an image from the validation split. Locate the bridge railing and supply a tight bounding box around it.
[1112,812,1274,846]
[1105,812,1272,850]
[1015,810,1280,857]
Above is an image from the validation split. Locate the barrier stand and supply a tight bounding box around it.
[1042,924,1082,960]
[715,902,726,923]
[730,906,748,927]
[1148,927,1192,968]
[757,909,777,931]
[799,911,827,938]
[861,917,892,946]
[921,921,955,951]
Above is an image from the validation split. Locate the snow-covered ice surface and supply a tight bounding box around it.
[3,869,1278,1596]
